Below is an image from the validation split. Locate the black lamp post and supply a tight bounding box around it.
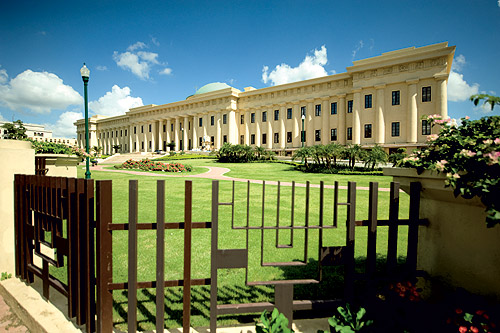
[80,63,91,179]
[301,114,306,148]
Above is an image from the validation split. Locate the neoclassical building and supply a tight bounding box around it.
[75,42,455,155]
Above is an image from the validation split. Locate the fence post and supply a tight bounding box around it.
[210,180,219,332]
[407,182,421,273]
[156,180,166,332]
[183,180,193,333]
[345,181,356,301]
[128,180,138,332]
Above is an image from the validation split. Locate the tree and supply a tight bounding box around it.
[112,144,121,153]
[292,146,312,168]
[342,144,364,169]
[388,148,407,167]
[362,145,388,170]
[92,146,103,157]
[254,146,266,160]
[470,94,500,111]
[2,120,27,140]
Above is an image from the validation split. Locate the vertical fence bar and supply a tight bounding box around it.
[210,180,219,332]
[276,181,280,247]
[260,181,266,266]
[407,182,421,273]
[76,178,85,325]
[367,182,378,277]
[183,180,193,333]
[387,182,400,273]
[128,180,138,333]
[245,181,250,284]
[156,180,165,333]
[84,179,95,333]
[333,181,339,228]
[304,181,310,262]
[14,175,22,278]
[345,181,356,301]
[290,181,295,246]
[318,181,324,280]
[67,177,77,318]
[96,180,113,333]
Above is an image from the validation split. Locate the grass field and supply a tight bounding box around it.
[66,161,410,330]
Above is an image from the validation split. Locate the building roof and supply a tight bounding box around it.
[191,82,231,97]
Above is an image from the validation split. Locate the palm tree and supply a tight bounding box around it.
[342,144,364,170]
[470,94,500,111]
[292,147,312,169]
[362,145,388,170]
[254,146,266,160]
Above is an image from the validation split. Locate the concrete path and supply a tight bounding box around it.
[91,164,391,191]
[0,292,29,333]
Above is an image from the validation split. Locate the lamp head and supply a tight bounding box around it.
[301,114,306,120]
[80,63,90,79]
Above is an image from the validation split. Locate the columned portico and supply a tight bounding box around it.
[352,90,361,145]
[435,74,448,119]
[407,79,418,143]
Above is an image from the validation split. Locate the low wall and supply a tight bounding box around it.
[37,154,80,178]
[0,140,35,274]
[384,168,500,299]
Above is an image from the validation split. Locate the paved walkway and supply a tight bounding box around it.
[0,292,29,333]
[91,164,391,191]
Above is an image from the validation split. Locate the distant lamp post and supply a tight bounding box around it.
[80,63,91,179]
[301,114,306,148]
[181,127,184,152]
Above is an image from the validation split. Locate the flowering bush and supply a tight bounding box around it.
[114,159,192,172]
[398,115,500,227]
[446,308,497,333]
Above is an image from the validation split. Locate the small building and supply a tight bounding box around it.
[0,121,77,146]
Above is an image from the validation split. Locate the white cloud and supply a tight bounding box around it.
[0,69,82,113]
[96,65,108,71]
[159,68,172,75]
[44,111,82,138]
[137,51,159,64]
[151,37,160,46]
[114,42,169,80]
[0,112,5,121]
[262,45,328,86]
[127,41,147,52]
[0,68,7,84]
[498,0,500,7]
[89,85,143,116]
[447,55,480,102]
[352,40,364,59]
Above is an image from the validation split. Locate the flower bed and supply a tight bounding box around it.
[114,159,192,172]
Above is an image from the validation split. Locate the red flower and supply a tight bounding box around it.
[483,314,490,320]
[458,326,467,333]
[470,326,479,333]
[456,308,463,314]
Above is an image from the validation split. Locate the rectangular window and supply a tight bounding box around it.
[240,135,244,144]
[315,104,321,116]
[287,108,292,119]
[210,136,214,144]
[422,119,431,135]
[188,122,191,130]
[134,142,136,150]
[223,135,227,143]
[391,122,400,137]
[251,113,255,123]
[149,141,152,148]
[141,141,144,149]
[111,131,113,138]
[364,124,372,138]
[162,124,166,132]
[262,111,267,122]
[251,134,255,145]
[365,94,372,108]
[331,128,337,141]
[287,131,292,143]
[422,86,431,102]
[211,116,215,126]
[120,130,123,136]
[274,132,279,143]
[199,137,202,146]
[141,126,144,133]
[301,106,306,117]
[241,115,244,124]
[223,114,227,124]
[347,127,353,140]
[134,126,137,134]
[199,118,203,127]
[125,130,127,136]
[116,130,118,137]
[331,102,337,115]
[315,130,321,141]
[149,124,152,132]
[274,109,279,121]
[392,91,400,105]
[262,133,267,144]
[347,100,353,113]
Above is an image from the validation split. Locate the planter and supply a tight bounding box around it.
[383,167,500,300]
[36,154,80,178]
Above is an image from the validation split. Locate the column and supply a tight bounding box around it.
[306,100,314,146]
[166,119,171,151]
[193,116,198,150]
[255,109,261,146]
[216,112,221,149]
[352,90,361,145]
[151,121,156,151]
[375,85,386,144]
[322,98,329,145]
[435,75,448,119]
[279,105,286,149]
[293,103,300,147]
[135,125,139,152]
[174,117,180,151]
[228,110,237,144]
[244,111,250,145]
[183,116,189,150]
[407,80,418,143]
[338,95,346,145]
[267,111,273,149]
[143,124,147,152]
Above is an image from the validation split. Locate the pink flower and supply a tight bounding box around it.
[494,138,500,145]
[435,160,448,171]
[484,151,500,165]
[484,139,493,145]
[465,116,470,120]
[458,326,467,333]
[427,134,439,141]
[461,149,476,157]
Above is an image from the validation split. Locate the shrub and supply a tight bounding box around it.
[114,159,192,172]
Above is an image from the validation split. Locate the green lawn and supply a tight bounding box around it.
[69,163,409,330]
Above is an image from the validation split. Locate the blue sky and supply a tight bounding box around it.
[0,0,499,138]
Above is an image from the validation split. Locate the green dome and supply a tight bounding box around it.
[193,82,231,95]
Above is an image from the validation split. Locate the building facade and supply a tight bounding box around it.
[75,42,455,155]
[0,121,77,146]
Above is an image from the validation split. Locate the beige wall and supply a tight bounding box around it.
[37,154,80,178]
[0,140,35,275]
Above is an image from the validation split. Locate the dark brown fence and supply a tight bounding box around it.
[35,156,48,175]
[14,174,95,333]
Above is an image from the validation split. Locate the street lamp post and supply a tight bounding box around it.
[301,114,306,148]
[80,64,91,179]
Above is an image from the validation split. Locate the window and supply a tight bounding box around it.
[347,127,353,140]
[149,124,152,132]
[287,108,292,119]
[364,124,372,138]
[315,104,321,116]
[331,128,337,141]
[223,135,227,143]
[301,106,306,117]
[391,122,400,137]
[223,114,227,124]
[149,141,152,148]
[134,126,137,134]
[134,142,137,150]
[116,130,118,137]
[141,126,144,133]
[125,130,128,136]
[171,124,174,131]
[240,135,244,144]
[251,113,255,123]
[262,133,267,144]
[274,133,279,143]
[211,116,215,126]
[141,142,144,149]
[251,134,255,144]
[199,137,202,146]
[347,100,353,113]
[287,131,292,143]
[365,95,372,108]
[392,91,400,105]
[262,111,267,122]
[241,115,244,124]
[210,136,214,144]
[188,122,191,130]
[315,130,321,141]
[199,118,203,127]
[120,130,123,136]
[422,119,431,135]
[422,86,431,102]
[274,109,279,121]
[111,131,113,138]
[331,102,337,115]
